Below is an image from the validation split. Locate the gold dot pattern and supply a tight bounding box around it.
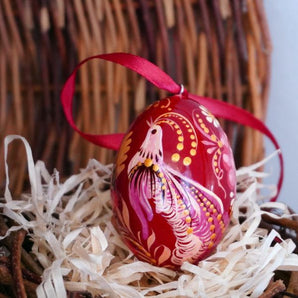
[187,227,193,234]
[186,216,191,223]
[194,109,226,180]
[183,210,189,216]
[177,143,184,151]
[180,182,226,248]
[183,157,192,166]
[129,160,171,202]
[152,164,159,172]
[190,149,196,156]
[175,192,193,233]
[144,158,153,167]
[171,153,180,162]
[155,112,198,165]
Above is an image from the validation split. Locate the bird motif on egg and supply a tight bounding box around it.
[111,95,236,269]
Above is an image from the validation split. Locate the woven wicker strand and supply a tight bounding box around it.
[0,1,271,202]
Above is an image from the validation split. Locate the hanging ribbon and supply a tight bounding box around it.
[60,52,283,201]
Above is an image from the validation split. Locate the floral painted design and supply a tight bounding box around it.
[200,105,220,128]
[193,106,236,200]
[115,131,133,178]
[126,116,225,266]
[113,198,172,266]
[112,96,236,268]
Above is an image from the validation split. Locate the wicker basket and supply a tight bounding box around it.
[2,1,296,297]
[0,0,271,196]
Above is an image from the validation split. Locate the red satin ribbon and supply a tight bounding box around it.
[60,52,283,201]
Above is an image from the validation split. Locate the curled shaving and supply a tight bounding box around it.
[1,135,297,297]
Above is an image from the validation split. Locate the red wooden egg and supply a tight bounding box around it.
[111,95,236,269]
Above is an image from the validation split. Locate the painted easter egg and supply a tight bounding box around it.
[111,95,236,269]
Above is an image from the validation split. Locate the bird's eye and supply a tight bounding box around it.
[151,129,157,134]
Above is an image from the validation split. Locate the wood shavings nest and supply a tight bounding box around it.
[1,135,298,298]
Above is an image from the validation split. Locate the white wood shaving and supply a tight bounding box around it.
[1,135,298,298]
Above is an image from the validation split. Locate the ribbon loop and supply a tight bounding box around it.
[60,53,181,149]
[60,52,283,201]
